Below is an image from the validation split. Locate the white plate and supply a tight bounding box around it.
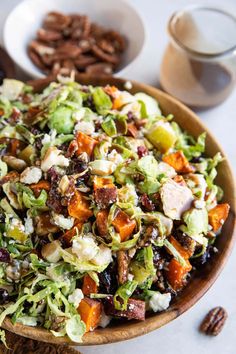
[3,0,146,79]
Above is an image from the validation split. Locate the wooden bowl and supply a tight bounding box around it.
[2,75,236,346]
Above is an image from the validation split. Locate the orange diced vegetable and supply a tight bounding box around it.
[112,96,123,110]
[30,180,51,197]
[112,209,136,242]
[167,258,192,291]
[61,221,83,246]
[93,176,117,208]
[208,203,230,232]
[68,190,93,221]
[10,139,22,156]
[76,132,97,157]
[82,274,98,296]
[93,176,114,190]
[104,85,119,97]
[96,209,109,237]
[168,235,192,259]
[166,236,192,291]
[77,298,102,332]
[127,123,138,138]
[163,151,195,173]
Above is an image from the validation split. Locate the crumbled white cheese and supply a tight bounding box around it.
[72,235,99,261]
[58,175,70,195]
[99,311,111,328]
[157,162,177,178]
[186,174,207,200]
[74,121,95,135]
[149,292,171,312]
[91,245,112,266]
[20,167,42,185]
[41,147,69,172]
[52,212,74,230]
[107,149,124,166]
[72,108,86,122]
[68,288,84,308]
[124,81,133,90]
[194,199,206,209]
[41,129,57,145]
[11,218,25,232]
[119,101,141,118]
[24,214,34,235]
[128,273,134,281]
[160,179,194,220]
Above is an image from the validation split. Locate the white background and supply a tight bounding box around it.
[0,1,236,353]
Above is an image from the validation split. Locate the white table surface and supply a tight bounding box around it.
[0,1,235,353]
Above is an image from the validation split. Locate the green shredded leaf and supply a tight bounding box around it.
[114,280,138,311]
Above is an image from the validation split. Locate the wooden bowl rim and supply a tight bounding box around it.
[2,74,236,346]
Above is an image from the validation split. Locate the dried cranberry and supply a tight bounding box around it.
[66,159,87,175]
[191,156,202,163]
[84,95,96,111]
[137,146,148,158]
[140,193,155,211]
[35,137,43,151]
[99,262,118,294]
[0,288,9,304]
[0,248,10,263]
[127,111,135,121]
[47,167,61,182]
[191,245,214,267]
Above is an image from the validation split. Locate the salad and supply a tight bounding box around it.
[0,77,230,343]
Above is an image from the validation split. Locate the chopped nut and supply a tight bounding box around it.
[117,251,129,285]
[200,307,228,336]
[43,11,71,31]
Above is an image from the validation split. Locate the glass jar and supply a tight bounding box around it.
[160,6,236,108]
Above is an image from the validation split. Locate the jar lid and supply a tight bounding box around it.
[168,6,236,58]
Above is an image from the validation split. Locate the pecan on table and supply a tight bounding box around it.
[200,306,228,336]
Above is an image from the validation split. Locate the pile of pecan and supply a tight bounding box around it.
[28,11,126,76]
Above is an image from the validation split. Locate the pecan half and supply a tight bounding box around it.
[200,307,228,336]
[85,62,113,75]
[43,11,71,31]
[28,48,47,71]
[37,28,63,42]
[91,44,120,65]
[74,55,97,69]
[117,251,129,285]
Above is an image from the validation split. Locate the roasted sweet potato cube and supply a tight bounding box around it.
[103,296,145,321]
[96,209,109,237]
[82,274,98,296]
[208,203,230,232]
[77,298,102,332]
[163,151,195,173]
[61,222,83,246]
[112,209,136,242]
[166,258,192,291]
[165,235,192,291]
[94,177,117,208]
[68,190,93,221]
[168,235,192,259]
[76,132,97,157]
